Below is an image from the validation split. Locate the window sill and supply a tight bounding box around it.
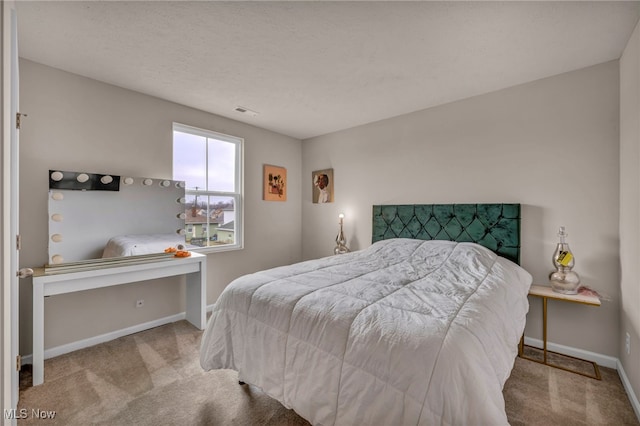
[191,244,244,255]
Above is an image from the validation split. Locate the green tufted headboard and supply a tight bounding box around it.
[372,204,521,264]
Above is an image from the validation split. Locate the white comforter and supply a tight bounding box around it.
[200,239,532,425]
[102,233,190,258]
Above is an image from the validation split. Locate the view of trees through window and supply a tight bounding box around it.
[173,123,243,250]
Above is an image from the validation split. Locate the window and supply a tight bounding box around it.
[173,123,243,251]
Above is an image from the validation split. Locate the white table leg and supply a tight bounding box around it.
[185,261,206,330]
[32,279,44,386]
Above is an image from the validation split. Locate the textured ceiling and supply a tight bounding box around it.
[16,1,640,140]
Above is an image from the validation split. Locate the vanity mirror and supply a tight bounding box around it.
[47,170,188,268]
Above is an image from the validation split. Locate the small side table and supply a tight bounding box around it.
[519,284,601,380]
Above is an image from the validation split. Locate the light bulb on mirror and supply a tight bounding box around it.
[50,171,64,181]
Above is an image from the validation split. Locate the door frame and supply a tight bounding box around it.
[2,0,19,420]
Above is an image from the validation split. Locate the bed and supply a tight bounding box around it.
[200,203,532,425]
[101,233,193,258]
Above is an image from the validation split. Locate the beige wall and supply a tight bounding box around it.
[302,62,621,358]
[620,19,640,407]
[18,59,302,353]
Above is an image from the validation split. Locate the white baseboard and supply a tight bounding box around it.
[22,305,219,365]
[523,336,618,369]
[21,312,186,365]
[617,359,640,421]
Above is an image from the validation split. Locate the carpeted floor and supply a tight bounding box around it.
[17,320,639,425]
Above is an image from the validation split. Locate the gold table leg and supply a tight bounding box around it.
[519,295,601,380]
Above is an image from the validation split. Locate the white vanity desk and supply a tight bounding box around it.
[31,252,207,386]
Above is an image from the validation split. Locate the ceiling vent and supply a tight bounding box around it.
[234,106,259,117]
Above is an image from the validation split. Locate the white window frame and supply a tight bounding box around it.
[173,122,244,253]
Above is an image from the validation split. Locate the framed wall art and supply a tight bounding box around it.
[312,168,334,203]
[263,164,287,201]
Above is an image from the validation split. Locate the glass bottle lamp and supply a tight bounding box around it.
[549,226,581,294]
[334,213,350,255]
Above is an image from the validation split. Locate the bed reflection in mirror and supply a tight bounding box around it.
[47,170,188,267]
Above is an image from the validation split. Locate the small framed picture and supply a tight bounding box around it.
[312,168,334,203]
[263,164,287,201]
